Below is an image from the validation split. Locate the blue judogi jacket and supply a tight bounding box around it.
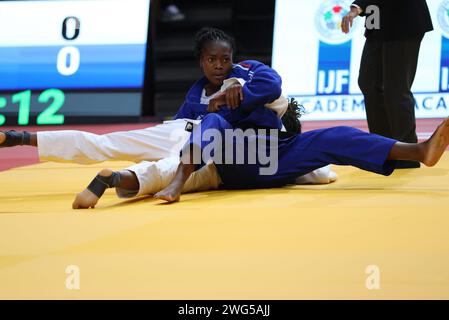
[173,60,283,130]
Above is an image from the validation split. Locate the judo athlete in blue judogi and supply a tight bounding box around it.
[154,109,449,202]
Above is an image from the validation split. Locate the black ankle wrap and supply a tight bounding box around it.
[22,131,31,145]
[87,172,121,198]
[1,130,31,147]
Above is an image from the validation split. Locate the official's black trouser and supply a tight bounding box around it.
[358,36,424,143]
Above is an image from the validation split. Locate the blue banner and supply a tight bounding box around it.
[441,36,449,92]
[0,44,147,90]
[316,40,352,95]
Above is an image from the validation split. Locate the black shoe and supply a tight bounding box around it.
[394,160,421,169]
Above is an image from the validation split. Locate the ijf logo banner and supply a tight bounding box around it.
[272,0,449,121]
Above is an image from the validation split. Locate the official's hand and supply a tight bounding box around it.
[341,7,360,34]
[224,83,243,109]
[207,91,226,113]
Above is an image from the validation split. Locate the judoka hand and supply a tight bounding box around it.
[224,83,243,109]
[341,6,360,34]
[207,92,227,113]
[207,84,244,112]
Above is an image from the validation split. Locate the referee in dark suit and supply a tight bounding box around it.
[342,0,433,168]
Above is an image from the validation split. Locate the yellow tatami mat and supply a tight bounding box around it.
[1,154,449,299]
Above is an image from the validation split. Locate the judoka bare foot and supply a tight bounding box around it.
[72,189,99,209]
[154,183,182,203]
[422,118,449,167]
[72,168,114,209]
[154,160,196,203]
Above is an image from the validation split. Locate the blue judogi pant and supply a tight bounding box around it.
[184,114,398,189]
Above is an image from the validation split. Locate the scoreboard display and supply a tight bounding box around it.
[0,0,152,126]
[273,0,449,121]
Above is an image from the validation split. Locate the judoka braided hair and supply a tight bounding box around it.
[282,98,305,134]
[194,27,236,59]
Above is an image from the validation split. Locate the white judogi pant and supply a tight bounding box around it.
[38,119,191,164]
[37,119,337,197]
